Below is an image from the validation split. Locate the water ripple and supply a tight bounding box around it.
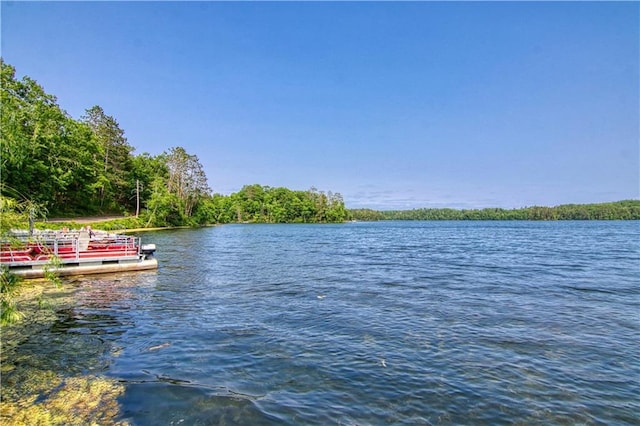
[10,221,640,425]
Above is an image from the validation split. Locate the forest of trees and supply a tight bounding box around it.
[0,60,349,227]
[1,60,637,229]
[200,185,348,224]
[350,200,640,221]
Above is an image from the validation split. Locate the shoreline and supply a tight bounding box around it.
[30,223,217,234]
[123,224,218,233]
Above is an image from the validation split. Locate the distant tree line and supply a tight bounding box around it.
[0,60,348,227]
[349,200,640,221]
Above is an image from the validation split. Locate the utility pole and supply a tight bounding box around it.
[28,205,35,236]
[136,179,140,217]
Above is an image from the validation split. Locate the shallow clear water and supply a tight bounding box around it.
[10,221,640,424]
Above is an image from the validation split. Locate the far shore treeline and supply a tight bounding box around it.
[350,200,640,221]
[1,59,638,229]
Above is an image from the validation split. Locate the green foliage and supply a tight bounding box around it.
[41,256,63,289]
[0,60,212,226]
[130,153,169,216]
[0,196,28,233]
[143,176,185,227]
[1,61,102,213]
[348,209,386,221]
[349,200,640,221]
[164,147,211,219]
[0,195,61,324]
[82,105,134,211]
[2,58,346,227]
[198,185,349,224]
[1,267,24,325]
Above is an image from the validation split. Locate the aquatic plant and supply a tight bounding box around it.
[1,281,129,425]
[1,264,63,325]
[1,374,128,426]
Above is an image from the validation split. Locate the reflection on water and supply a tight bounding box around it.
[2,222,640,425]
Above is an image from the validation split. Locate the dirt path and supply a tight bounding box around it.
[47,216,126,224]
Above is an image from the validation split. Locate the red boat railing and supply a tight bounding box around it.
[1,231,141,265]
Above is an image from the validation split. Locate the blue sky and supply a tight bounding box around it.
[2,1,638,209]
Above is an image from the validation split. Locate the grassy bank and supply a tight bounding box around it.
[35,216,152,233]
[33,217,215,234]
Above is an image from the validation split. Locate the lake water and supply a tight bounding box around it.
[6,221,640,424]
